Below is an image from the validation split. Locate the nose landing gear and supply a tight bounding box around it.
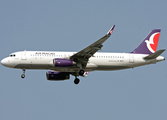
[21,69,26,78]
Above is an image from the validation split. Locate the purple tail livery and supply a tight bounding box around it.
[131,29,161,54]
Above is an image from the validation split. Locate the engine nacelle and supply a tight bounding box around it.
[53,58,74,67]
[46,71,70,81]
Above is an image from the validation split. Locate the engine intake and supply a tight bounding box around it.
[53,58,74,67]
[46,71,70,81]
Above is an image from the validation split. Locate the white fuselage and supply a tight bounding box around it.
[1,51,165,72]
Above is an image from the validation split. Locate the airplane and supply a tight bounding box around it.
[1,25,165,84]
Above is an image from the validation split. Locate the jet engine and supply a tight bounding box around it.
[53,58,75,67]
[46,71,70,81]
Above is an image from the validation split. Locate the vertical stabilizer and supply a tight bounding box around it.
[131,29,161,54]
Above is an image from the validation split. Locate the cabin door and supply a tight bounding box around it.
[21,50,27,60]
[129,54,134,63]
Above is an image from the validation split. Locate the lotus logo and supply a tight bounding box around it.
[145,32,160,53]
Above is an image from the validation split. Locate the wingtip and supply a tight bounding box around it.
[107,25,115,35]
[111,25,115,30]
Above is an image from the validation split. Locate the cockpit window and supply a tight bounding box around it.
[9,54,16,57]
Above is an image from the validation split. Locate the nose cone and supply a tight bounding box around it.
[1,58,10,67]
[1,58,7,66]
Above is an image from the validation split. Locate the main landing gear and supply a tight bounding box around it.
[21,69,26,78]
[74,77,80,84]
[79,69,84,76]
[73,69,85,85]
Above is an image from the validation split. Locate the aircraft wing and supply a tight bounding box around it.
[70,25,115,67]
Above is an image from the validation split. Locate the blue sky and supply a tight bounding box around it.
[0,1,167,120]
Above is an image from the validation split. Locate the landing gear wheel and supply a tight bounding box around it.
[21,69,26,78]
[21,74,25,78]
[79,69,84,76]
[74,78,80,84]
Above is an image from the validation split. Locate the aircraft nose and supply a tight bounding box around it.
[1,58,8,67]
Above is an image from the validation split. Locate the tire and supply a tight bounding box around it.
[79,69,84,76]
[74,78,80,84]
[21,74,25,78]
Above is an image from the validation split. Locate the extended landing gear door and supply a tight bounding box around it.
[21,50,27,60]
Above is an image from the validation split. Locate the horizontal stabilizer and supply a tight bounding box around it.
[144,49,165,59]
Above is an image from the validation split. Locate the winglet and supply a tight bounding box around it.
[107,25,115,35]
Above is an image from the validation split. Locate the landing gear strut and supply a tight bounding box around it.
[21,69,26,78]
[77,62,85,76]
[74,77,80,84]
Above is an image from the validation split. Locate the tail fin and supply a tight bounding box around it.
[131,29,161,54]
